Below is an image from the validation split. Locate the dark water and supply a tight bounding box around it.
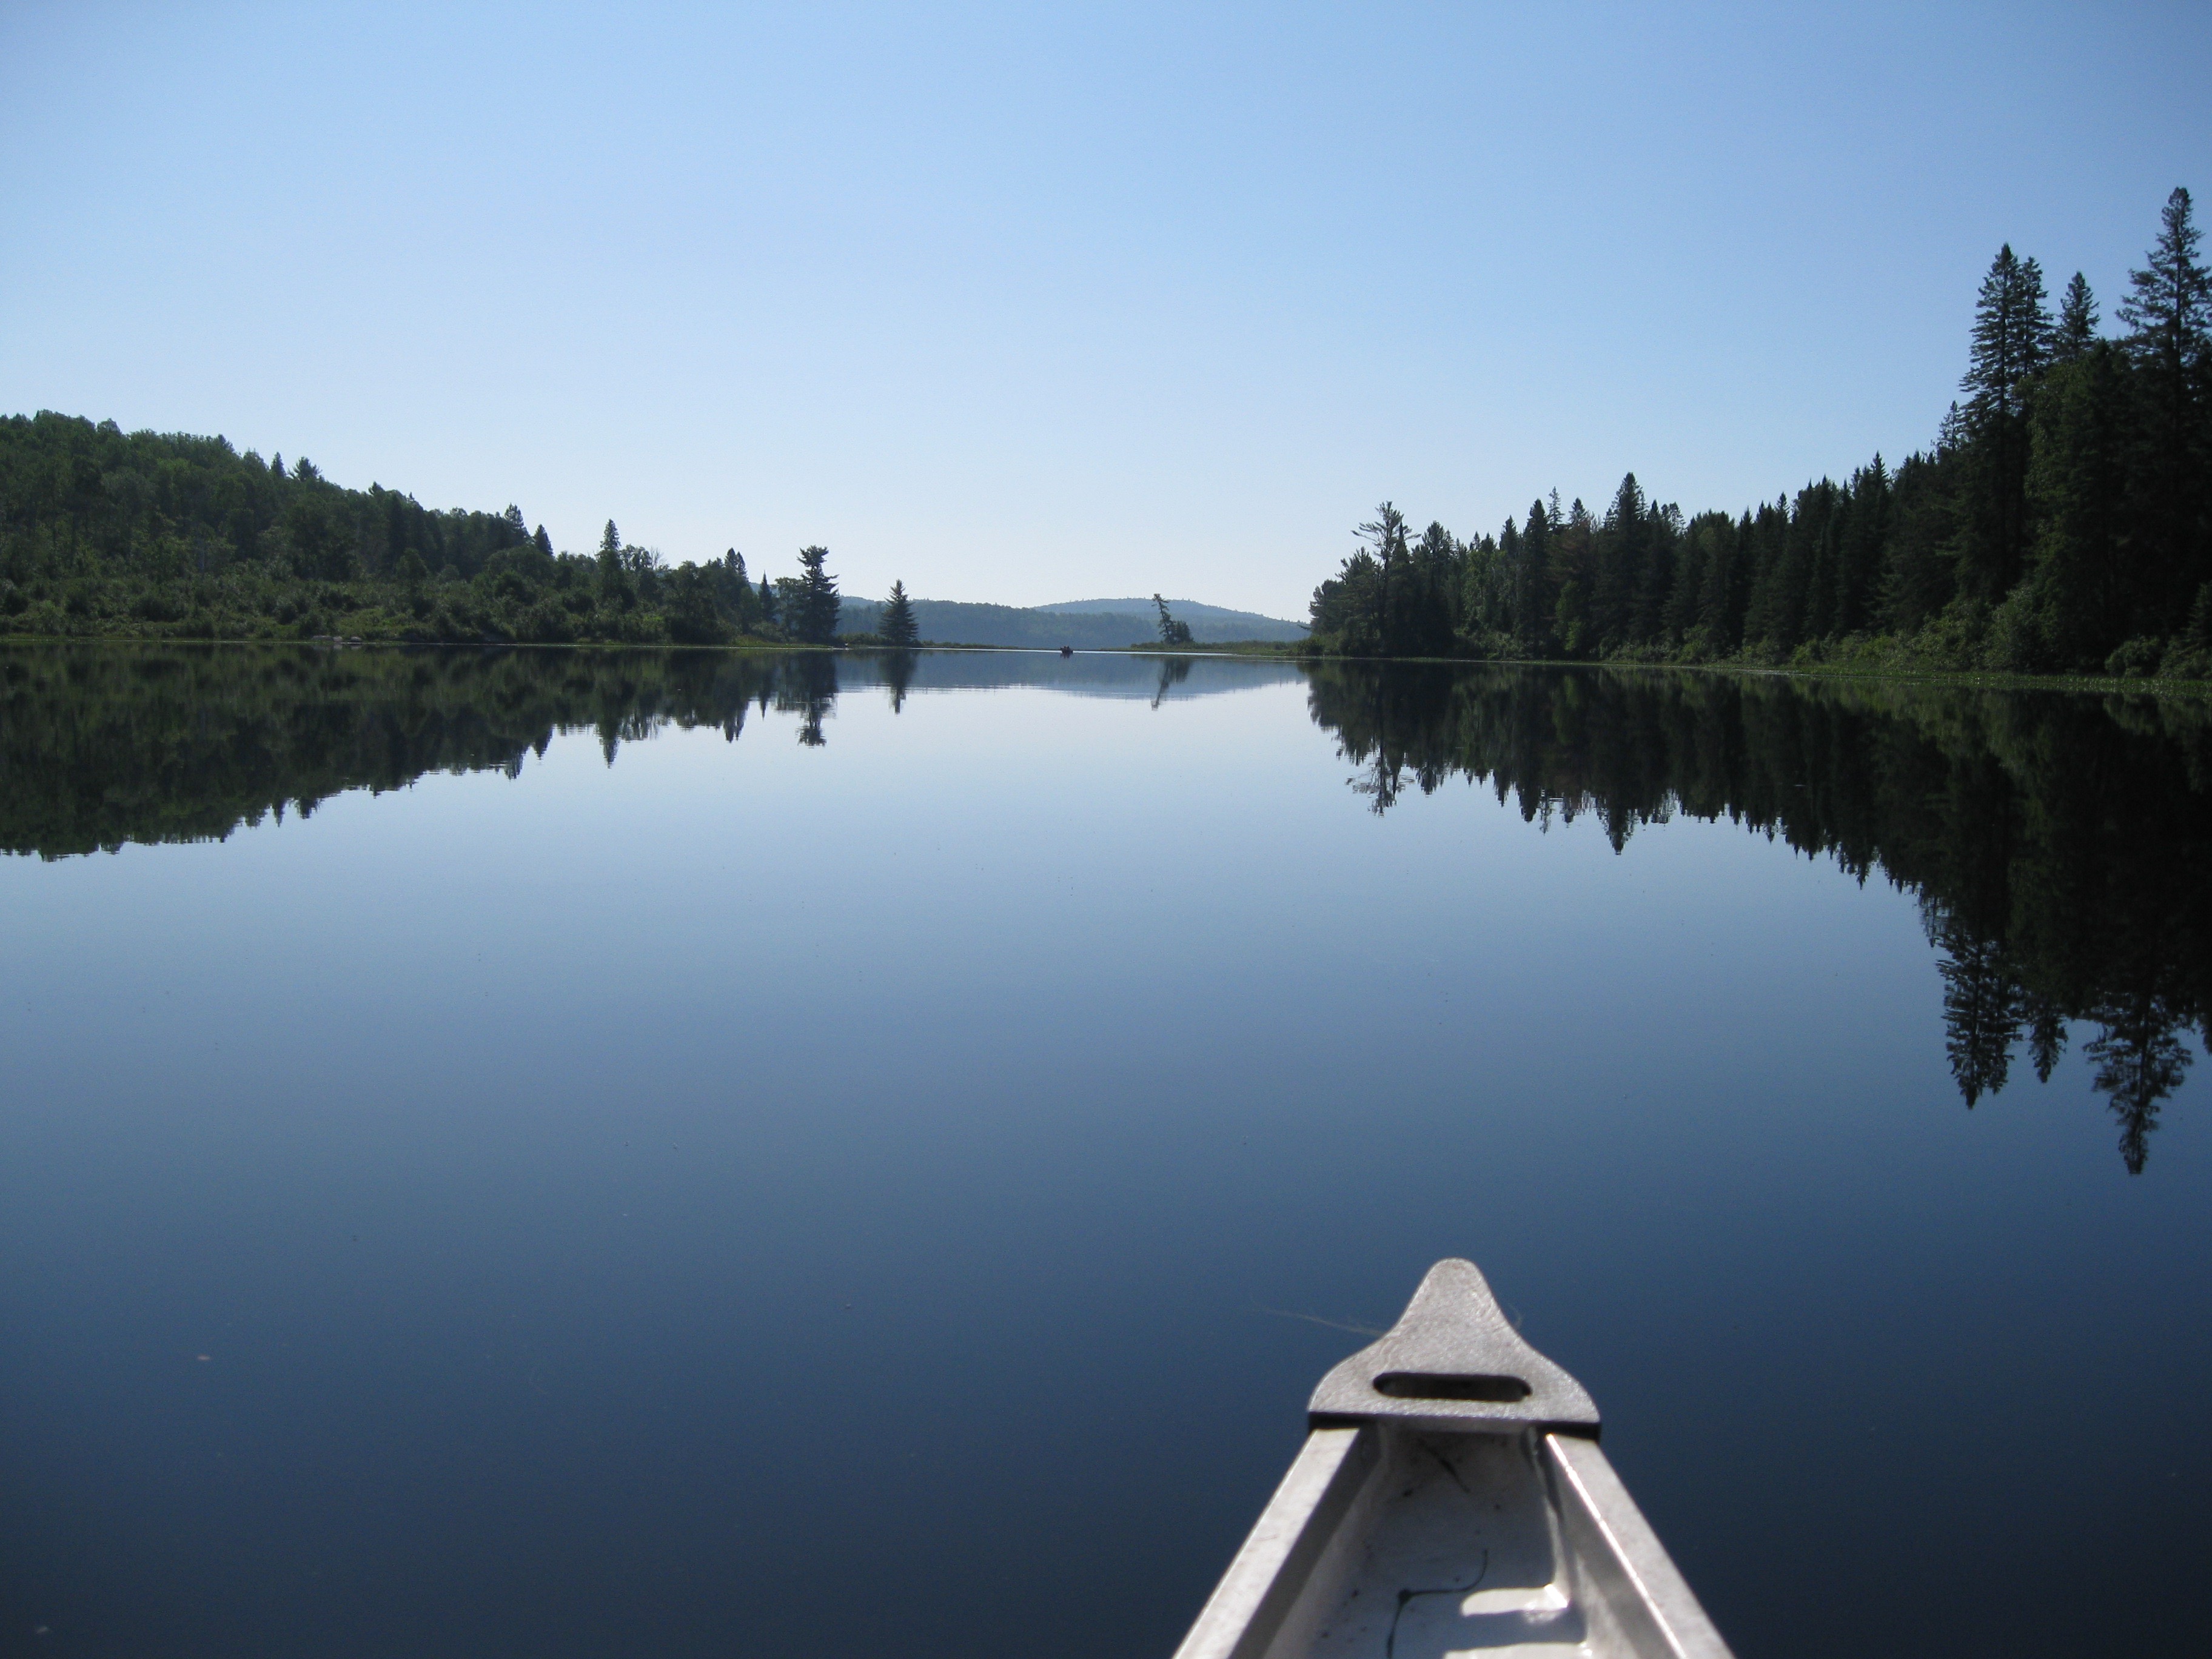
[1,644,2206,1659]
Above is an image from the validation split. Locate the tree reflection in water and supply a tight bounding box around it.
[776,653,839,746]
[1306,662,2209,1171]
[882,649,917,714]
[1150,655,1193,710]
[3,645,2202,1168]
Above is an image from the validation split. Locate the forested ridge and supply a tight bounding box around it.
[1310,189,2212,682]
[0,421,845,648]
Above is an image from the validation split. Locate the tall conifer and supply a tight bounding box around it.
[882,579,919,648]
[2027,341,2129,664]
[2055,273,2100,361]
[2119,187,2211,620]
[791,545,841,643]
[1959,246,2053,598]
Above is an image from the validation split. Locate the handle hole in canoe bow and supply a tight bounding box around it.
[1372,1370,1532,1403]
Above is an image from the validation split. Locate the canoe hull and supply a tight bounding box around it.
[1176,1423,1730,1659]
[1173,1261,1734,1659]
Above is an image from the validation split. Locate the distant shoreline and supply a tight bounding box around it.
[4,631,2203,697]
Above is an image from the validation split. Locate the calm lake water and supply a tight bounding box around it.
[2,644,2207,1658]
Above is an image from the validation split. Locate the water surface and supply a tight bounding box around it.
[2,645,2207,1658]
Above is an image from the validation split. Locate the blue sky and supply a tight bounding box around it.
[3,2,2207,617]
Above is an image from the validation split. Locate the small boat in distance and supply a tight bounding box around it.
[1060,645,1074,656]
[1174,1260,1732,1659]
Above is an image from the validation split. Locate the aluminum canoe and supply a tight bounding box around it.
[1173,1259,1732,1659]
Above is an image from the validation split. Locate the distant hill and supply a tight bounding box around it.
[1034,597,1304,632]
[837,596,1306,647]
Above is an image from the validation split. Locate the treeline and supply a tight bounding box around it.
[1306,661,2210,1171]
[0,413,856,646]
[1312,189,2212,680]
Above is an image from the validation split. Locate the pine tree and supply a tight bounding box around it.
[790,545,841,643]
[882,578,919,648]
[600,520,621,560]
[1153,592,1193,646]
[2117,187,2210,625]
[1355,503,1409,652]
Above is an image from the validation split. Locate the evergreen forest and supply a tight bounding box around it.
[1309,189,2212,681]
[0,423,846,648]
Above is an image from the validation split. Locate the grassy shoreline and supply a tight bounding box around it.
[1109,637,2212,695]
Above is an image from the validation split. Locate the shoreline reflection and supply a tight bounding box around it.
[4,644,2201,1167]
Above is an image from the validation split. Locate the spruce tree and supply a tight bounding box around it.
[595,519,626,603]
[1662,516,1704,645]
[2119,187,2210,380]
[1958,245,2052,600]
[1498,518,1526,647]
[1593,475,1645,649]
[882,578,919,648]
[2118,187,2210,625]
[1882,451,1960,634]
[1835,458,1892,638]
[1741,496,1792,649]
[1966,246,2053,416]
[1514,501,1553,654]
[2055,272,2100,361]
[2026,340,2129,665]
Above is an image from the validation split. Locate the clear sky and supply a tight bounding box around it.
[4,2,2207,617]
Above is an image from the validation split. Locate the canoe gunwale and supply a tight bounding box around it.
[1171,1260,1734,1659]
[1171,1425,1379,1659]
